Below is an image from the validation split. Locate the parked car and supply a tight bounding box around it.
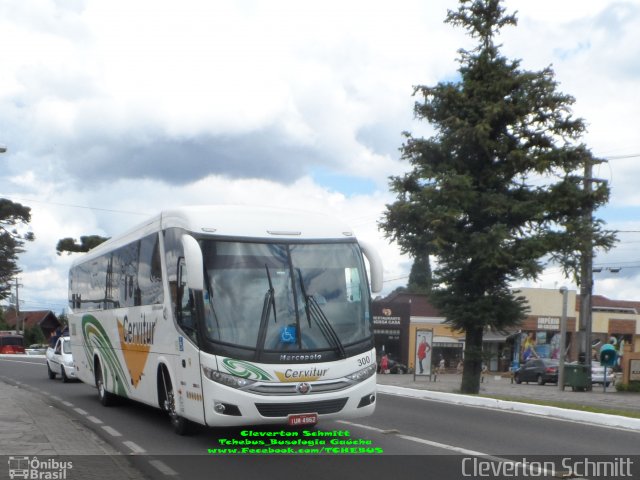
[0,334,25,354]
[25,344,48,355]
[46,336,76,382]
[591,361,615,387]
[514,358,559,385]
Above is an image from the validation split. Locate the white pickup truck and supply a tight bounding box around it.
[46,336,76,382]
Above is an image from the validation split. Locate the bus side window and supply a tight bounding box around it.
[177,258,197,342]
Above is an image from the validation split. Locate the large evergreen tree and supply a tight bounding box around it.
[407,253,432,293]
[0,199,34,301]
[56,235,109,255]
[381,0,615,393]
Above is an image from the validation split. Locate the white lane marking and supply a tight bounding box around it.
[50,395,62,402]
[102,426,122,437]
[0,358,46,366]
[339,420,565,477]
[396,433,489,456]
[339,420,486,455]
[73,407,88,415]
[336,420,388,433]
[87,416,103,424]
[123,441,146,454]
[149,460,178,476]
[62,401,73,407]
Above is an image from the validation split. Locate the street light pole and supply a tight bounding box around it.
[578,156,594,370]
[15,277,22,334]
[558,287,568,391]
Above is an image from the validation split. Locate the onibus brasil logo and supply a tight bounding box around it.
[8,456,73,479]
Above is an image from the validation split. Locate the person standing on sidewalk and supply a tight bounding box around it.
[380,353,389,374]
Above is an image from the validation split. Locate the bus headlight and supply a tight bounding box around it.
[202,366,256,389]
[346,364,377,383]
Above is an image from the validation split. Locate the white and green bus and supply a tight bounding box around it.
[68,206,383,433]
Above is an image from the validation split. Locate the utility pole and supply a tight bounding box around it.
[14,277,23,334]
[578,156,593,370]
[558,286,568,390]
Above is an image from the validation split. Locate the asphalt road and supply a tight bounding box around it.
[2,356,639,480]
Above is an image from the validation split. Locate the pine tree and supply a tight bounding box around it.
[381,0,615,393]
[0,199,34,301]
[407,253,432,294]
[56,235,109,255]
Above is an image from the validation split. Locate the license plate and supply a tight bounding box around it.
[288,413,318,427]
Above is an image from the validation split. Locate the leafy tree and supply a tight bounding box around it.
[58,311,69,329]
[0,308,8,330]
[56,235,109,255]
[381,0,615,393]
[0,199,34,301]
[24,324,46,345]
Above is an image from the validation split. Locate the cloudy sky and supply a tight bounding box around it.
[1,0,640,314]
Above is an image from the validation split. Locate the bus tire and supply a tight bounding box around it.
[158,366,191,436]
[95,360,116,406]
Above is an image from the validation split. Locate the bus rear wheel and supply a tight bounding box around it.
[95,361,116,406]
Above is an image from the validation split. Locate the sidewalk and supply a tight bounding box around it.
[377,372,640,431]
[0,379,144,479]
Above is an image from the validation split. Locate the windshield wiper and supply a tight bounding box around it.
[297,270,346,359]
[296,269,312,329]
[204,274,221,338]
[265,264,277,323]
[255,265,277,360]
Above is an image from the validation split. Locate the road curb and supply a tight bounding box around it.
[377,384,640,432]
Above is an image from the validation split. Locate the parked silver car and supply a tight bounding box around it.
[25,344,48,355]
[591,361,615,387]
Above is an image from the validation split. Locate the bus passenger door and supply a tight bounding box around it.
[173,257,206,424]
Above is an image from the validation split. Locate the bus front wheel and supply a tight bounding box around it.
[159,367,191,436]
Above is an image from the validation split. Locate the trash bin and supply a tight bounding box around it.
[563,363,592,391]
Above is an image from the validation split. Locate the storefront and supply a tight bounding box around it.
[483,330,513,372]
[372,302,410,366]
[374,288,638,374]
[513,315,576,366]
[432,337,464,372]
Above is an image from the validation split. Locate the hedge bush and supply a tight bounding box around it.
[616,381,640,393]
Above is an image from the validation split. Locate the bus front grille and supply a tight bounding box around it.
[255,398,348,417]
[246,380,352,396]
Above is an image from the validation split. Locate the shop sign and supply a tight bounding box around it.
[630,359,640,382]
[537,317,560,330]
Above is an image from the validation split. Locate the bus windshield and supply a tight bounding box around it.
[201,240,371,356]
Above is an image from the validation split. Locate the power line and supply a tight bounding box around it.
[603,153,640,160]
[383,274,410,283]
[0,194,150,216]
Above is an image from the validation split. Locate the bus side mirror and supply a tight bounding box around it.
[358,239,383,294]
[181,235,204,291]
